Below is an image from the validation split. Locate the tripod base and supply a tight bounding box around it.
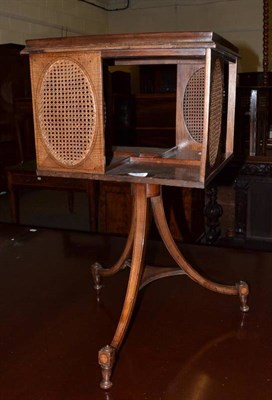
[92,183,249,389]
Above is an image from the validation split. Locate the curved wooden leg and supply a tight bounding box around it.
[98,183,149,389]
[151,192,249,312]
[91,196,136,293]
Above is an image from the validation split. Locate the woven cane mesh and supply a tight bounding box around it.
[38,59,96,166]
[208,59,223,167]
[183,67,205,143]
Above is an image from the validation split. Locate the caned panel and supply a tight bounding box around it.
[38,58,96,167]
[30,51,104,176]
[183,67,205,144]
[176,63,205,146]
[208,57,223,167]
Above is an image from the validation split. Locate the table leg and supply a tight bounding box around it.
[151,190,249,312]
[91,195,136,293]
[98,183,148,389]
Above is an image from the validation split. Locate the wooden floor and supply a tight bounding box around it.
[0,222,272,399]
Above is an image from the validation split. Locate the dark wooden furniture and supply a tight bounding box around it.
[0,44,32,188]
[6,161,97,231]
[235,159,272,243]
[235,77,272,158]
[5,97,97,231]
[98,179,203,241]
[212,1,272,247]
[23,32,249,390]
[13,97,36,163]
[233,71,272,245]
[131,92,176,147]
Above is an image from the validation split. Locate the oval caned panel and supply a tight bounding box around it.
[38,59,96,167]
[183,67,205,143]
[208,59,223,167]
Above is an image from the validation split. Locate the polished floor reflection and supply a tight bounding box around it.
[0,223,271,399]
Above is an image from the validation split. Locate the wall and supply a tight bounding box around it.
[0,0,108,45]
[108,0,263,72]
[0,0,264,72]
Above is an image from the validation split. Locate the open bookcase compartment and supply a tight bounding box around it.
[23,31,238,188]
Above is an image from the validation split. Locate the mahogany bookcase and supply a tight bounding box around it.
[23,32,249,389]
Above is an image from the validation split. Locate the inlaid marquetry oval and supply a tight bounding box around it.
[38,58,96,166]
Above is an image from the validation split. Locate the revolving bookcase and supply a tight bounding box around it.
[23,32,249,389]
[23,31,237,187]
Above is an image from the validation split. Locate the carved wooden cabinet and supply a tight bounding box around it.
[233,73,272,245]
[235,161,272,242]
[235,72,272,158]
[0,44,32,188]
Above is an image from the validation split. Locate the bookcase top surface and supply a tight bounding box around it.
[22,31,238,56]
